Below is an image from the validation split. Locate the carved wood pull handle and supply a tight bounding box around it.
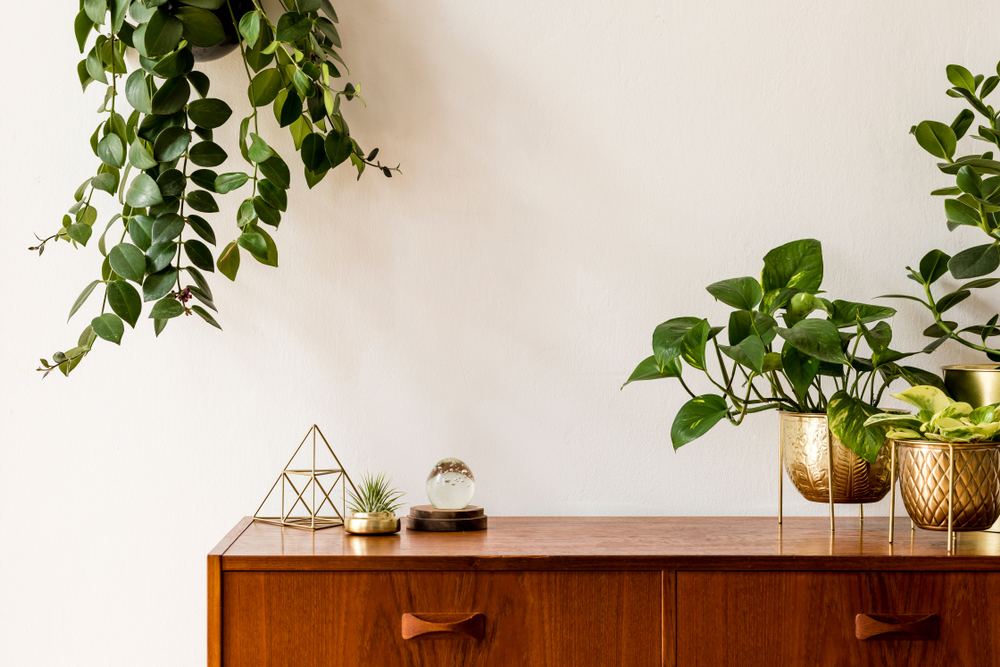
[401,613,485,640]
[855,613,939,641]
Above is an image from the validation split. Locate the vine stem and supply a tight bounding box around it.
[225,0,261,200]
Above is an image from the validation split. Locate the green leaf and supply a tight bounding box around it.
[151,213,184,245]
[179,0,225,8]
[86,46,107,85]
[946,64,977,92]
[719,334,765,374]
[68,280,102,322]
[142,267,177,302]
[157,169,186,197]
[151,48,194,78]
[919,249,951,284]
[190,169,218,191]
[275,89,303,129]
[189,141,228,167]
[777,318,849,364]
[289,115,311,149]
[319,0,338,21]
[957,165,984,198]
[91,313,124,345]
[936,289,971,313]
[188,70,210,98]
[106,279,141,328]
[324,130,352,168]
[149,297,185,319]
[949,244,1000,279]
[914,120,957,161]
[259,179,287,211]
[185,239,215,272]
[296,0,322,12]
[671,395,729,449]
[727,310,752,345]
[84,0,107,25]
[217,241,240,280]
[299,133,326,171]
[187,98,233,130]
[276,12,313,42]
[239,11,262,47]
[128,215,153,251]
[214,172,249,194]
[143,9,184,57]
[945,198,982,228]
[185,266,214,299]
[146,242,176,275]
[129,138,158,169]
[67,223,93,246]
[186,190,219,213]
[983,76,1000,99]
[952,108,976,140]
[254,225,279,266]
[175,6,226,47]
[829,300,896,328]
[316,17,340,47]
[75,11,94,53]
[248,133,276,162]
[186,215,216,245]
[109,243,147,284]
[151,77,191,115]
[190,305,222,329]
[892,385,953,414]
[259,156,290,189]
[248,69,283,107]
[292,68,315,99]
[125,173,164,208]
[253,197,281,226]
[153,126,191,162]
[827,392,884,464]
[761,238,823,294]
[622,355,682,388]
[781,343,820,400]
[237,230,268,260]
[705,277,763,311]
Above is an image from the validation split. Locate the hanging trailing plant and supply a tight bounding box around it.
[34,0,398,377]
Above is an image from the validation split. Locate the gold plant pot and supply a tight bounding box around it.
[896,440,1000,531]
[780,412,893,503]
[943,365,1000,407]
[344,511,401,535]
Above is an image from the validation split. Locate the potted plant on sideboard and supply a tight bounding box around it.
[624,239,941,507]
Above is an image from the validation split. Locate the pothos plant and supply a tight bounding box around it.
[33,0,398,377]
[897,59,1000,361]
[623,239,941,463]
[866,385,1000,444]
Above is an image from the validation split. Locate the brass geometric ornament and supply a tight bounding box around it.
[253,425,359,530]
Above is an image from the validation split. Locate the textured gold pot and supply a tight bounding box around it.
[344,511,401,535]
[780,412,893,503]
[943,365,1000,407]
[896,440,1000,531]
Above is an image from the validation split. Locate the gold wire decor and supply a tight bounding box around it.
[253,425,359,530]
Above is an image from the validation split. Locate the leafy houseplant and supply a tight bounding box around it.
[34,0,398,377]
[345,472,405,535]
[865,386,1000,443]
[899,60,1000,361]
[624,239,938,465]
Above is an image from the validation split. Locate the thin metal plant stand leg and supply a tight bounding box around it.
[828,428,835,532]
[889,440,896,544]
[948,443,955,554]
[779,420,783,525]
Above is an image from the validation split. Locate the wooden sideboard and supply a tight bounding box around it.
[208,516,1000,666]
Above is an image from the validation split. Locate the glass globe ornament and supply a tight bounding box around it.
[426,458,475,509]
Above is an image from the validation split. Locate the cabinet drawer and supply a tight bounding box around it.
[222,570,661,667]
[677,571,1000,667]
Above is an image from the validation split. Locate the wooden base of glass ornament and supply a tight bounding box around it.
[405,505,488,532]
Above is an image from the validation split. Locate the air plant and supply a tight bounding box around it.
[346,472,405,515]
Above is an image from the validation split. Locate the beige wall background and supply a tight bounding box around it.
[3,1,999,664]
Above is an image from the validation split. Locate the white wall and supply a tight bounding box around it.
[3,1,999,665]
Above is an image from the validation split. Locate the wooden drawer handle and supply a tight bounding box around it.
[855,613,939,641]
[402,613,485,640]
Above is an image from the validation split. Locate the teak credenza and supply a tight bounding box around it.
[208,516,1000,666]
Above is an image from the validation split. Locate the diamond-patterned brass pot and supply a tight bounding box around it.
[780,412,893,503]
[896,440,1000,531]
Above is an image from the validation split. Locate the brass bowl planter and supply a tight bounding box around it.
[345,512,401,535]
[780,412,893,503]
[943,365,1000,408]
[895,440,1000,531]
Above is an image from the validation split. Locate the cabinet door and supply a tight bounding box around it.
[223,570,661,667]
[677,571,1000,667]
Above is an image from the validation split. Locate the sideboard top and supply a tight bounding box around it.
[212,516,1000,572]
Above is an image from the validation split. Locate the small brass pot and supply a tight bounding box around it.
[780,412,893,503]
[344,511,401,535]
[896,440,1000,531]
[943,365,1000,407]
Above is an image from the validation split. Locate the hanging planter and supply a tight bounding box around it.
[33,0,399,377]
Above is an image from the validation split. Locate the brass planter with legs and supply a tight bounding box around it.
[780,412,893,504]
[895,440,1000,531]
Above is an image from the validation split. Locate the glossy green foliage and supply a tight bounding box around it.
[36,0,397,377]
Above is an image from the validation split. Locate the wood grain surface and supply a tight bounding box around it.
[220,516,1000,571]
[676,571,1000,667]
[221,570,661,667]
